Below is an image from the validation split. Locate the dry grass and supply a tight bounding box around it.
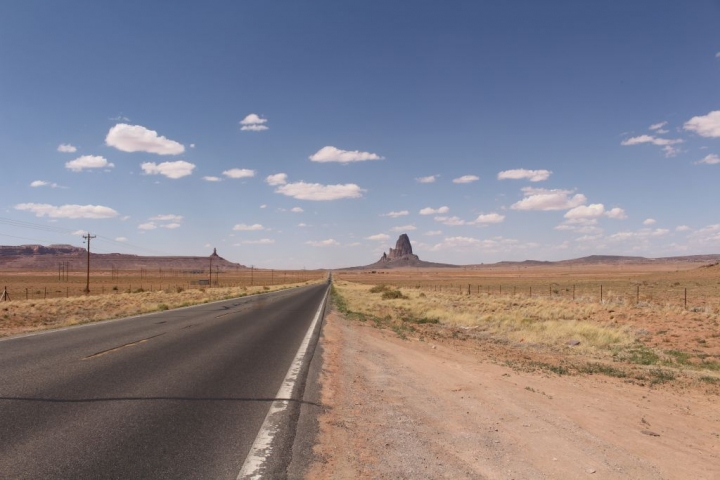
[333,280,632,352]
[0,281,319,338]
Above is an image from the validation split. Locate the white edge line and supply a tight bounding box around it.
[237,286,329,480]
[0,283,318,343]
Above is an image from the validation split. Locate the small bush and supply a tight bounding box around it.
[382,289,408,300]
[263,286,270,290]
[369,284,390,293]
[157,304,169,311]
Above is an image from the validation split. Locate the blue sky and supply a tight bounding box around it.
[1,1,719,268]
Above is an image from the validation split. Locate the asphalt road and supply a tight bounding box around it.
[0,283,329,479]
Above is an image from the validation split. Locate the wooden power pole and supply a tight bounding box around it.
[83,233,96,293]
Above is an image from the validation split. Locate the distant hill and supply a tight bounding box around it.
[345,234,460,269]
[0,245,246,271]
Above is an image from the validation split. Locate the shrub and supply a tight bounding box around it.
[381,289,407,300]
[157,304,169,311]
[369,284,390,293]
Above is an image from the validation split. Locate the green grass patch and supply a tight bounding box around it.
[381,289,408,300]
[369,284,391,293]
[579,362,627,378]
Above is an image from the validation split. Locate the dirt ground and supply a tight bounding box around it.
[307,311,720,479]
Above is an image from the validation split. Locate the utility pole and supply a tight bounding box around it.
[251,265,254,286]
[83,233,96,293]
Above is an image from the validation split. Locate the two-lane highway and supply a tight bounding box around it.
[0,283,329,479]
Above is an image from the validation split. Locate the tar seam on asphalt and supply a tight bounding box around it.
[83,332,166,360]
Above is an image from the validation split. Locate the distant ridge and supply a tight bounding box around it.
[0,244,246,270]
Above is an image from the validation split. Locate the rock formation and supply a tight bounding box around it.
[380,234,419,263]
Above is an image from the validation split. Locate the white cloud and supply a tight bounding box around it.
[162,223,181,229]
[242,238,275,245]
[274,181,365,201]
[621,135,683,147]
[649,121,668,131]
[309,146,383,163]
[298,223,307,227]
[290,207,304,213]
[391,224,417,232]
[138,222,157,230]
[511,187,587,211]
[65,155,114,172]
[30,180,61,188]
[419,206,449,215]
[106,123,184,155]
[684,110,720,138]
[643,218,656,225]
[240,114,268,131]
[71,230,87,236]
[429,236,480,250]
[265,173,288,186]
[15,203,118,219]
[695,154,720,165]
[564,204,606,219]
[452,175,479,184]
[434,216,465,226]
[223,168,255,179]
[676,225,691,232]
[150,214,183,222]
[232,223,265,231]
[115,237,128,242]
[260,204,267,209]
[140,160,195,179]
[57,143,77,153]
[497,169,552,182]
[605,207,627,220]
[306,239,340,247]
[423,230,443,236]
[381,210,409,218]
[716,52,720,59]
[472,213,505,224]
[203,176,222,182]
[366,233,390,241]
[416,175,437,183]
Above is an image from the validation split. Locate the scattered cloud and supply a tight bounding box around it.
[366,233,390,241]
[497,169,552,182]
[140,160,195,179]
[30,180,61,188]
[115,237,128,242]
[260,204,267,209]
[452,174,479,184]
[138,222,157,230]
[240,114,268,131]
[290,207,304,213]
[232,223,265,231]
[15,203,118,219]
[649,121,667,131]
[511,187,587,211]
[223,168,255,179]
[57,143,77,153]
[65,155,114,172]
[621,135,682,147]
[306,239,340,247]
[605,207,627,220]
[203,176,222,182]
[274,181,365,201]
[163,223,181,229]
[298,223,307,227]
[381,210,409,218]
[608,228,669,241]
[695,154,720,165]
[676,225,691,232]
[71,230,87,236]
[684,110,720,138]
[416,175,437,183]
[423,230,442,236]
[434,216,465,226]
[309,146,383,163]
[106,123,184,155]
[241,238,275,245]
[472,213,505,224]
[391,224,417,232]
[643,218,656,225]
[564,204,607,220]
[419,206,449,215]
[150,214,183,222]
[265,173,288,186]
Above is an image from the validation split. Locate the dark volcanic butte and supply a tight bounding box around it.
[351,234,458,269]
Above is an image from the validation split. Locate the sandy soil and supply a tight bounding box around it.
[307,311,720,479]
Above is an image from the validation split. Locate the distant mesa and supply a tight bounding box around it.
[0,244,246,270]
[349,234,459,269]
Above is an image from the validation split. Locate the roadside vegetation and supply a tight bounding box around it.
[0,281,319,337]
[332,278,720,389]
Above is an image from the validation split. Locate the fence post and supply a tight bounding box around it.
[44,287,47,299]
[684,288,687,309]
[500,285,502,295]
[26,288,28,300]
[529,286,532,298]
[467,284,470,295]
[600,285,603,303]
[573,284,575,301]
[66,287,68,298]
[637,285,639,305]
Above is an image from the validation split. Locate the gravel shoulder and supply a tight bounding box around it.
[307,310,720,479]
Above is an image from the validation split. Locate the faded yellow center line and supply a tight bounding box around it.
[83,333,166,360]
